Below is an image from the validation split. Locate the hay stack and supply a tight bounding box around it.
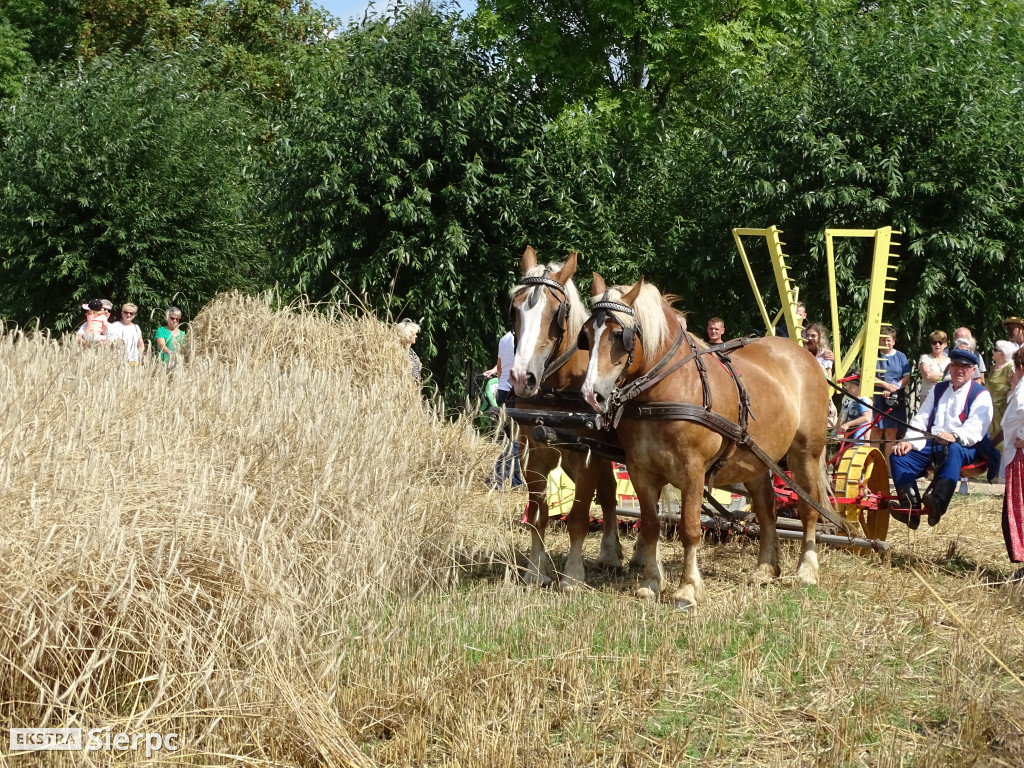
[0,293,514,765]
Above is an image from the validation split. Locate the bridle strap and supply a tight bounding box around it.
[591,299,634,315]
[517,273,575,381]
[541,343,578,382]
[521,275,569,299]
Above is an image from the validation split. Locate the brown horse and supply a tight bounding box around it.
[506,248,628,589]
[579,274,836,608]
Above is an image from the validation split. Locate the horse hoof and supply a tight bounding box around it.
[674,599,695,611]
[747,570,774,586]
[636,586,658,601]
[795,571,818,588]
[523,573,552,588]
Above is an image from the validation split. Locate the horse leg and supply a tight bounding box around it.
[746,473,781,584]
[560,459,600,591]
[593,461,624,569]
[522,450,554,587]
[789,448,823,587]
[630,474,665,601]
[670,482,706,609]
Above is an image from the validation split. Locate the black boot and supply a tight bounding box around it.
[893,484,922,530]
[923,478,958,527]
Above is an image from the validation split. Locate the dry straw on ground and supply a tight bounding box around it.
[0,293,514,766]
[1,294,1023,767]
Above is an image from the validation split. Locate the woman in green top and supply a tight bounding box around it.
[155,307,185,365]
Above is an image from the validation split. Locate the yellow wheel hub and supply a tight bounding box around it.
[833,444,890,540]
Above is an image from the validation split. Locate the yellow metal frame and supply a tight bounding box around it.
[732,226,804,342]
[732,225,900,399]
[824,227,900,402]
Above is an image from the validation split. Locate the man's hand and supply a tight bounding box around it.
[891,441,913,456]
[934,431,957,445]
[483,367,498,378]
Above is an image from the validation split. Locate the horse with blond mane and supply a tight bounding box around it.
[579,274,839,608]
[506,248,631,589]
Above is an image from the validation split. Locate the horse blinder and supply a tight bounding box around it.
[555,301,570,330]
[621,326,636,353]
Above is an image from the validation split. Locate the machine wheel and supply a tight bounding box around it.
[832,445,890,541]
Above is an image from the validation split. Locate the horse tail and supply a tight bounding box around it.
[817,447,836,515]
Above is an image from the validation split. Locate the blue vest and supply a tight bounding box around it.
[927,380,986,432]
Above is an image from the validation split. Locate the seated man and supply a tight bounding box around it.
[889,347,999,529]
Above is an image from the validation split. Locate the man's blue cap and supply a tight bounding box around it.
[948,347,980,367]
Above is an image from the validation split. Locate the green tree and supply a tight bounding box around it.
[266,6,551,395]
[0,0,80,65]
[473,0,806,117]
[0,43,268,329]
[0,16,32,98]
[702,0,1024,344]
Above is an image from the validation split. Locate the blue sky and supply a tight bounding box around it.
[315,0,374,23]
[314,1,475,24]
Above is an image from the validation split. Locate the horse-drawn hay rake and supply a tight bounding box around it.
[501,228,914,602]
[508,226,901,552]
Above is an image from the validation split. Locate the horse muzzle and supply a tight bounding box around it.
[510,366,539,398]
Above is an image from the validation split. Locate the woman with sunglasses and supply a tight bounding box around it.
[155,307,185,367]
[107,303,144,364]
[918,330,949,403]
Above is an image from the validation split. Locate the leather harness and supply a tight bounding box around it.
[595,302,853,534]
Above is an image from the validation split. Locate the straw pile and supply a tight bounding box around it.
[0,293,515,765]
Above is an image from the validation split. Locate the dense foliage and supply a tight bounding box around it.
[0,0,1022,399]
[700,0,1024,346]
[266,6,550,391]
[0,44,267,328]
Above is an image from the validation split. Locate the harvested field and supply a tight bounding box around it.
[1,293,1022,767]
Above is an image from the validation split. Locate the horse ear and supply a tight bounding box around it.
[521,246,537,274]
[553,251,578,283]
[622,277,645,306]
[592,272,606,297]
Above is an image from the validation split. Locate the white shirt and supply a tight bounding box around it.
[107,321,142,362]
[905,380,993,451]
[497,332,515,392]
[1000,379,1024,477]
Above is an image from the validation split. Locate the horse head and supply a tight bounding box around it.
[581,273,671,413]
[509,246,586,397]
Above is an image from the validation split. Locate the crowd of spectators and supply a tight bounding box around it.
[76,299,186,366]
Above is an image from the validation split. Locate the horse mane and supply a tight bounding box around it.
[509,261,589,342]
[600,281,697,355]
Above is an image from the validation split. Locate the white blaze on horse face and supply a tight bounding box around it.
[509,292,546,394]
[582,318,609,411]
